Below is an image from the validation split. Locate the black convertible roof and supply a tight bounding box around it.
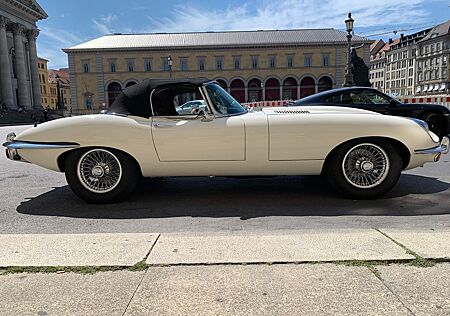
[107,78,209,118]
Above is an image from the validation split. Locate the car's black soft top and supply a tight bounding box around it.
[107,78,209,118]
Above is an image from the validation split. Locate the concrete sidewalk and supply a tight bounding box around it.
[2,228,450,267]
[1,228,450,315]
[1,263,449,315]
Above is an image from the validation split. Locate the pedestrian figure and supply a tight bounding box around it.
[43,108,48,121]
[31,113,38,127]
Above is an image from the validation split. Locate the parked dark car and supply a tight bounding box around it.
[292,87,450,138]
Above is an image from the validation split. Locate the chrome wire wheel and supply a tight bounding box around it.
[76,149,122,194]
[342,143,390,189]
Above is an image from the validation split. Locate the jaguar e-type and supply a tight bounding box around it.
[3,79,449,203]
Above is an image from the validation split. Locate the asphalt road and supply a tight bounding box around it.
[1,125,449,234]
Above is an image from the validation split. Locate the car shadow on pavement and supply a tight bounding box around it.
[16,174,450,220]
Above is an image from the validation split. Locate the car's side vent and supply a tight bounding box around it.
[274,110,311,114]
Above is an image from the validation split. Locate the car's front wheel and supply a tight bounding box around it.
[65,148,139,203]
[325,140,402,199]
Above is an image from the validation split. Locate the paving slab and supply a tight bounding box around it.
[0,233,159,266]
[380,229,450,259]
[378,263,450,316]
[146,230,413,265]
[0,271,144,316]
[125,264,410,316]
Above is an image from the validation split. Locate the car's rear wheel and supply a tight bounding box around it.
[421,112,447,138]
[65,148,139,203]
[325,140,402,199]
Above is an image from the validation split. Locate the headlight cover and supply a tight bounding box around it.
[411,118,429,130]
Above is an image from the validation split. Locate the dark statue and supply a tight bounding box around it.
[350,46,371,87]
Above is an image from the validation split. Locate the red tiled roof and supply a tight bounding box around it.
[48,69,70,84]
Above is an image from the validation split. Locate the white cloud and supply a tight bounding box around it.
[39,26,84,47]
[146,0,430,33]
[37,27,86,69]
[92,13,118,35]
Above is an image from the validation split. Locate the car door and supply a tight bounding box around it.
[151,86,246,162]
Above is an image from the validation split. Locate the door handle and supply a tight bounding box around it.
[153,123,173,128]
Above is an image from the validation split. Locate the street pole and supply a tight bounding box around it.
[55,74,62,109]
[343,12,355,87]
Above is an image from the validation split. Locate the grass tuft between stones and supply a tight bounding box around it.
[0,265,139,276]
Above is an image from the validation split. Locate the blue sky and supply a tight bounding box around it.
[36,0,450,69]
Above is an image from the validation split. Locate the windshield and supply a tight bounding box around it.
[205,83,247,115]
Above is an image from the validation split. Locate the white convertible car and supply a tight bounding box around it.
[4,79,449,203]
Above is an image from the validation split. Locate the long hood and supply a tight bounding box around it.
[261,106,381,116]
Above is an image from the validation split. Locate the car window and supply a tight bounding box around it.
[322,95,342,104]
[152,85,207,116]
[205,83,246,115]
[351,90,391,105]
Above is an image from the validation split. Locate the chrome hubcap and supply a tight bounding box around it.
[77,149,122,193]
[342,143,390,189]
[360,161,374,172]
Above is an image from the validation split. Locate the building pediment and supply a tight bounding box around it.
[3,0,48,20]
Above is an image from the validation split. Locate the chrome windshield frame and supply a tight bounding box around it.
[201,82,247,119]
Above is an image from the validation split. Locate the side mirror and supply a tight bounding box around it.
[200,111,214,122]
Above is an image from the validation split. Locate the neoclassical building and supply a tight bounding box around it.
[38,57,71,109]
[64,29,371,112]
[0,0,47,109]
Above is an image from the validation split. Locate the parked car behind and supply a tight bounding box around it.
[292,87,450,138]
[176,100,207,115]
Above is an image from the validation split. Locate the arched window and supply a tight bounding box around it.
[318,76,333,92]
[248,78,262,102]
[282,77,298,100]
[265,78,280,100]
[107,82,122,106]
[230,79,245,103]
[300,77,315,98]
[216,79,228,90]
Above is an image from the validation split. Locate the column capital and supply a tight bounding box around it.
[0,16,10,29]
[26,29,40,40]
[11,23,25,36]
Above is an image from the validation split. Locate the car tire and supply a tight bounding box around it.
[65,148,139,203]
[325,140,402,199]
[421,112,447,138]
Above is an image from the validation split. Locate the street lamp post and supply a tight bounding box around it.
[167,55,173,79]
[344,12,355,87]
[260,81,264,102]
[55,74,63,109]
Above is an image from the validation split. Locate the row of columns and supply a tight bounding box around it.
[0,15,41,109]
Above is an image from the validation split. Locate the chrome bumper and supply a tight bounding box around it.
[3,133,80,162]
[414,136,449,155]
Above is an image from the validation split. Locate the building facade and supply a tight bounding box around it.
[369,38,399,93]
[415,20,450,96]
[0,0,47,109]
[47,68,70,109]
[384,29,430,97]
[64,29,371,112]
[38,56,49,106]
[38,58,71,109]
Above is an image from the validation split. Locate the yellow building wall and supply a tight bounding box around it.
[69,45,356,111]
